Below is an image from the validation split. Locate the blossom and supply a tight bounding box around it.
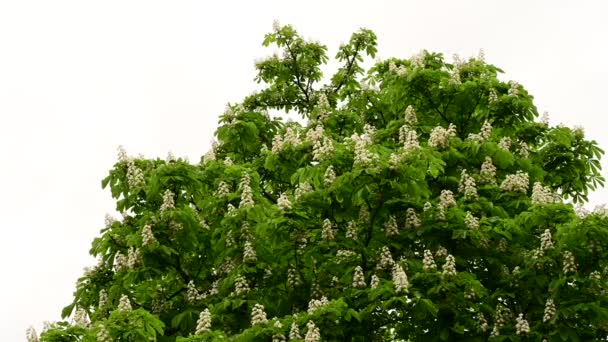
[351,132,376,167]
[498,136,512,151]
[422,249,437,271]
[224,157,234,166]
[543,298,556,322]
[404,105,417,125]
[359,206,370,223]
[476,313,488,333]
[114,252,127,272]
[402,128,420,151]
[295,182,313,200]
[467,120,492,142]
[316,93,330,120]
[277,193,291,210]
[305,321,321,342]
[515,314,530,335]
[287,266,301,288]
[160,190,175,212]
[531,182,560,204]
[442,254,457,276]
[324,165,336,186]
[458,169,478,200]
[104,214,116,228]
[508,81,520,97]
[449,65,461,85]
[321,218,335,241]
[410,50,425,68]
[563,251,577,274]
[195,308,212,334]
[313,136,334,161]
[378,246,394,269]
[126,158,145,188]
[272,19,281,32]
[187,280,204,303]
[370,274,380,289]
[127,247,141,269]
[203,141,217,163]
[97,325,111,342]
[289,322,302,340]
[464,212,480,229]
[437,189,457,219]
[500,171,529,193]
[243,240,257,263]
[392,264,409,293]
[541,111,550,125]
[540,229,554,251]
[234,275,250,295]
[251,304,268,325]
[118,294,132,311]
[141,225,156,247]
[519,142,530,158]
[307,296,329,314]
[428,124,457,148]
[216,181,231,198]
[488,88,498,104]
[405,208,421,228]
[479,156,497,184]
[384,215,399,236]
[99,289,108,309]
[26,327,39,342]
[436,246,448,258]
[352,266,366,288]
[239,174,255,208]
[346,220,357,240]
[478,49,486,62]
[495,304,511,327]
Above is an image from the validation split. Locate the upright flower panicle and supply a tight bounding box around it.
[324,165,336,186]
[422,249,437,271]
[500,171,529,193]
[543,298,556,322]
[384,215,399,236]
[515,314,530,335]
[195,308,212,334]
[118,294,132,311]
[305,321,321,342]
[392,264,409,293]
[142,224,156,247]
[352,266,366,288]
[442,255,457,277]
[26,327,39,342]
[289,322,302,340]
[458,169,478,200]
[160,190,175,212]
[251,304,268,325]
[479,156,497,184]
[428,124,457,148]
[322,219,335,241]
[277,193,291,210]
[239,174,255,208]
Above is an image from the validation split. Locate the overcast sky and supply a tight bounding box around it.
[1,1,607,340]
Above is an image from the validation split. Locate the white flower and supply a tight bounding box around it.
[467,120,492,142]
[541,111,550,125]
[378,246,394,269]
[114,252,127,272]
[543,298,556,322]
[590,271,602,281]
[490,325,500,337]
[410,50,425,68]
[352,266,366,288]
[519,142,530,159]
[479,156,497,184]
[392,264,409,293]
[203,141,217,163]
[500,171,529,193]
[243,240,257,263]
[563,251,577,274]
[477,49,485,62]
[404,105,417,125]
[239,174,255,208]
[464,212,480,230]
[289,322,302,340]
[508,81,520,97]
[531,182,560,204]
[346,220,357,240]
[195,308,212,334]
[288,266,301,288]
[73,308,89,327]
[216,181,231,198]
[295,182,313,200]
[540,229,554,251]
[402,128,420,151]
[436,246,448,258]
[428,124,457,148]
[449,65,461,85]
[117,145,129,162]
[515,313,530,335]
[99,289,108,309]
[277,192,291,210]
[498,136,512,151]
[272,19,281,32]
[442,254,457,277]
[160,190,175,212]
[476,313,488,332]
[141,225,156,247]
[251,304,268,325]
[118,294,132,311]
[234,275,250,296]
[187,280,204,303]
[405,208,421,228]
[437,189,457,219]
[313,136,334,161]
[488,88,498,104]
[26,327,39,342]
[104,214,117,228]
[305,321,321,342]
[324,165,336,186]
[370,274,380,289]
[422,249,437,271]
[127,247,141,269]
[308,296,329,314]
[126,158,145,188]
[321,219,335,241]
[423,202,433,212]
[384,215,399,236]
[458,169,478,200]
[97,324,111,342]
[495,304,511,327]
[224,157,234,166]
[359,206,370,223]
[351,132,376,167]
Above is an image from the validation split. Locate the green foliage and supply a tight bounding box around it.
[36,22,608,342]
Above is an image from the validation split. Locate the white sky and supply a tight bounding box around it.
[1,1,607,340]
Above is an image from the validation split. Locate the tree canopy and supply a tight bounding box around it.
[31,22,608,342]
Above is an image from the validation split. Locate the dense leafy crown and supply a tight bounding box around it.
[33,22,608,342]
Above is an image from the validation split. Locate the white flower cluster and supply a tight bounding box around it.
[346,220,357,240]
[195,308,212,334]
[290,322,302,339]
[563,251,577,274]
[308,296,329,314]
[442,254,457,276]
[404,105,417,125]
[224,157,234,166]
[500,171,529,193]
[479,156,497,184]
[467,120,493,142]
[575,203,590,218]
[464,288,476,300]
[351,131,376,167]
[127,247,141,269]
[389,61,408,77]
[436,246,448,258]
[322,219,335,241]
[531,182,560,204]
[203,141,217,163]
[336,249,356,263]
[401,127,420,151]
[359,206,370,223]
[352,266,366,288]
[370,274,380,289]
[476,313,488,332]
[114,252,127,272]
[141,224,156,247]
[251,304,268,325]
[234,275,250,296]
[277,193,291,210]
[316,93,330,121]
[590,271,602,281]
[313,136,334,161]
[423,201,432,212]
[459,169,478,200]
[324,166,336,186]
[272,127,300,153]
[490,325,500,337]
[404,208,421,228]
[305,124,324,143]
[239,174,255,208]
[117,145,129,162]
[519,142,530,159]
[449,65,461,86]
[543,298,556,322]
[97,324,111,342]
[99,289,108,308]
[126,158,145,189]
[508,81,520,97]
[540,229,554,252]
[243,240,257,263]
[495,304,511,327]
[384,215,399,236]
[118,294,132,311]
[515,314,530,335]
[187,280,206,303]
[295,182,313,200]
[104,214,117,228]
[160,190,175,212]
[305,321,321,342]
[378,246,395,269]
[288,266,301,288]
[410,51,425,68]
[488,88,498,104]
[26,327,39,342]
[541,111,550,125]
[216,181,231,199]
[428,124,457,148]
[392,264,409,293]
[422,249,437,271]
[464,212,480,229]
[437,189,457,219]
[498,136,511,151]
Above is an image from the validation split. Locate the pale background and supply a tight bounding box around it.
[1,0,607,340]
